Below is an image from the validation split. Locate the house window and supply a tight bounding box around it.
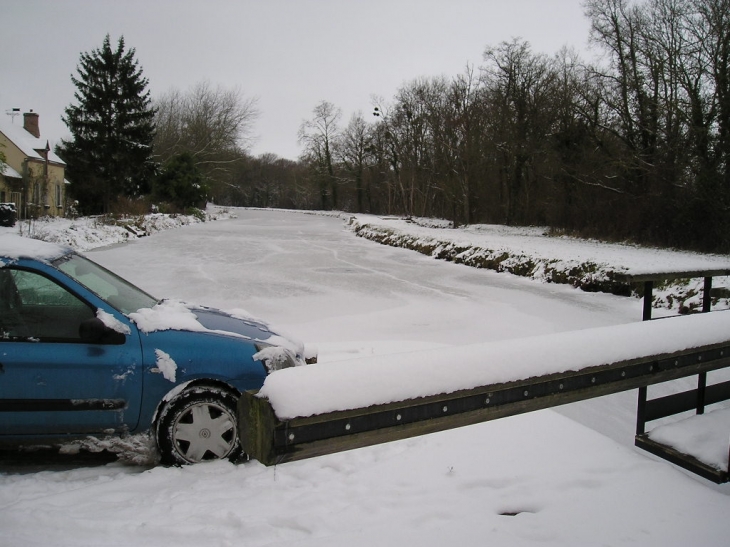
[56,184,62,208]
[0,191,5,203]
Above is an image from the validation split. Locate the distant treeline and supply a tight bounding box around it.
[223,0,730,253]
[58,1,730,254]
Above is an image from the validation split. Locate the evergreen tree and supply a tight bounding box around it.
[154,152,209,210]
[60,35,156,214]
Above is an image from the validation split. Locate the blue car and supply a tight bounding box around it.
[0,235,312,464]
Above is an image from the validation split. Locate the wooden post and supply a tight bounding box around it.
[238,390,282,465]
[642,280,653,321]
[697,372,707,415]
[703,277,712,313]
[636,386,647,435]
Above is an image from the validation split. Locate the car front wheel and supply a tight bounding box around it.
[156,386,242,465]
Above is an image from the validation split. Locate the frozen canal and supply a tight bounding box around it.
[91,210,641,345]
[90,209,644,443]
[2,209,728,547]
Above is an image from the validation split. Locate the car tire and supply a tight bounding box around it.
[156,386,242,465]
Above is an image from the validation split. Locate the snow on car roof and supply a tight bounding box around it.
[0,231,71,263]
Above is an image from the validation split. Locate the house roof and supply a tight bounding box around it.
[0,162,22,179]
[0,118,65,166]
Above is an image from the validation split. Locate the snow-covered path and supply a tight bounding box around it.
[1,209,728,546]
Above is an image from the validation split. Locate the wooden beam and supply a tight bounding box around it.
[641,380,730,422]
[240,342,730,466]
[635,435,728,484]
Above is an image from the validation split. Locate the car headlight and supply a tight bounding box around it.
[253,342,299,372]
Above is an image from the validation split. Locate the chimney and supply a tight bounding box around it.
[23,110,40,138]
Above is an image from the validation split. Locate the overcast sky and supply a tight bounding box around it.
[2,0,594,161]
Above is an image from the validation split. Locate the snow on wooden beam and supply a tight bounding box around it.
[614,269,730,283]
[239,312,730,466]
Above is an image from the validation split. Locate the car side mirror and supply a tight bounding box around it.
[79,317,126,345]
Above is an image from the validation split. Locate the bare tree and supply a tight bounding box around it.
[298,101,341,209]
[584,0,730,248]
[153,81,259,199]
[481,39,557,224]
[336,112,374,213]
[434,67,487,226]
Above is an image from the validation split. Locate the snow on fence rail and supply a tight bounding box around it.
[239,311,730,467]
[614,269,730,320]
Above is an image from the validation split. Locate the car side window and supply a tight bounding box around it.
[0,268,95,341]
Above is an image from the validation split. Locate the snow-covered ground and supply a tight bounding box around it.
[350,214,730,277]
[349,214,730,314]
[13,208,233,252]
[1,207,729,546]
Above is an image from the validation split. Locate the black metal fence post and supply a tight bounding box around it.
[636,386,647,435]
[642,281,654,321]
[703,277,713,313]
[697,372,707,415]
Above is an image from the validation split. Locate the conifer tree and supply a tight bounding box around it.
[60,35,156,213]
[154,152,209,210]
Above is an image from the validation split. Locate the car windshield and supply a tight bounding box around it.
[55,253,158,315]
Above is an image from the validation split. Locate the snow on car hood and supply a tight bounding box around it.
[128,299,304,354]
[192,306,274,338]
[196,306,307,359]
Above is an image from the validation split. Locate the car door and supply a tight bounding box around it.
[0,267,143,436]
